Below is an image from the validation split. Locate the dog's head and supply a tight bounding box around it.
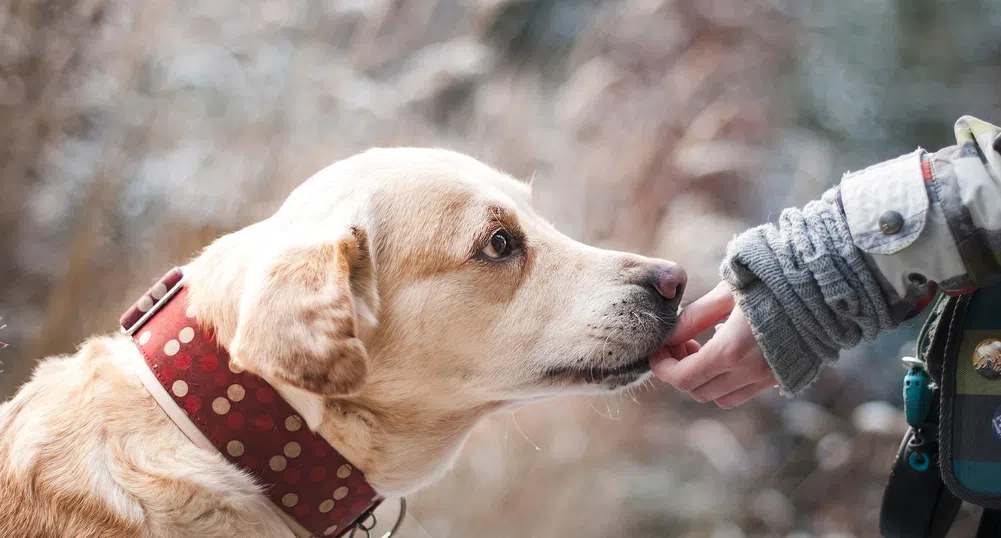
[186,148,685,494]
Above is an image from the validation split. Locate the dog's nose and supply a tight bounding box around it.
[649,263,687,301]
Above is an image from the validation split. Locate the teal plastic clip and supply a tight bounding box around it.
[908,450,931,472]
[902,356,933,429]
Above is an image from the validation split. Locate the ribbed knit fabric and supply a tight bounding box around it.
[720,190,899,395]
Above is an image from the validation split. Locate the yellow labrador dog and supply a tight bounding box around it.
[0,148,685,538]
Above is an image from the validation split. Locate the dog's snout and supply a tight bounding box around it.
[649,263,687,301]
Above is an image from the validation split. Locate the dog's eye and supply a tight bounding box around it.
[482,229,514,260]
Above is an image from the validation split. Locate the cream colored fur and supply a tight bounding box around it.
[0,148,682,537]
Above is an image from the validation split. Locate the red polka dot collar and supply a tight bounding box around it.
[121,268,383,537]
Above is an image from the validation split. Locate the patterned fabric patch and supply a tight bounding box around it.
[949,284,1001,499]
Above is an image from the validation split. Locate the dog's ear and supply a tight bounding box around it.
[229,227,378,396]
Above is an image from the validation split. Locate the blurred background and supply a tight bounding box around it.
[2,0,1000,536]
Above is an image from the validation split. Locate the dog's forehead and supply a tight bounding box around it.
[279,148,532,225]
[372,148,531,206]
[355,148,533,225]
[306,148,536,275]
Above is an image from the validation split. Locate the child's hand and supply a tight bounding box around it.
[651,282,777,408]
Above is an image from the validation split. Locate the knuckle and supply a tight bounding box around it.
[666,376,687,391]
[677,374,699,393]
[721,352,741,370]
[751,359,773,379]
[659,371,683,388]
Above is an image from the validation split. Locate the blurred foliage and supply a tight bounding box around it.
[1,0,998,536]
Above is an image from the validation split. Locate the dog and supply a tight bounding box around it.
[0,148,686,537]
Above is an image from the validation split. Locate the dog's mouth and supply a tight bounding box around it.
[541,356,652,386]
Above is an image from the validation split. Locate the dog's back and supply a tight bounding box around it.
[0,339,146,538]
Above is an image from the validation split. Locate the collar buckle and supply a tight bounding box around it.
[120,267,186,336]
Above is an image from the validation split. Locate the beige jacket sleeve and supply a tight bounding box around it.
[837,116,1001,320]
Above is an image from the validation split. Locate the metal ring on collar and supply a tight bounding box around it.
[345,498,406,538]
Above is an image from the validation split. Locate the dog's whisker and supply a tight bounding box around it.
[643,377,656,393]
[644,310,673,325]
[503,417,510,455]
[587,397,614,420]
[510,410,542,452]
[602,393,618,420]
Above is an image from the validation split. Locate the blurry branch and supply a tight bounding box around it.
[0,0,119,391]
[20,0,168,362]
[0,0,107,292]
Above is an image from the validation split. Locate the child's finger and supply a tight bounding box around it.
[689,371,761,403]
[714,378,778,409]
[667,282,735,345]
[650,340,701,367]
[651,340,730,392]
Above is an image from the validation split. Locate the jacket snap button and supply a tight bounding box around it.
[879,210,904,235]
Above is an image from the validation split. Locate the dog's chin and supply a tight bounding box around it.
[541,356,653,392]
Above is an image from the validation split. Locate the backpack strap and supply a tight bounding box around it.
[977,509,1001,538]
[880,394,961,538]
[880,293,963,538]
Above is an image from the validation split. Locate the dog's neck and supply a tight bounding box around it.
[182,236,499,496]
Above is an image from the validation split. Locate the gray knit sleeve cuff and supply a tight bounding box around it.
[720,191,899,396]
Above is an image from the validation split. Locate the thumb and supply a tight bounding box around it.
[667,281,735,345]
